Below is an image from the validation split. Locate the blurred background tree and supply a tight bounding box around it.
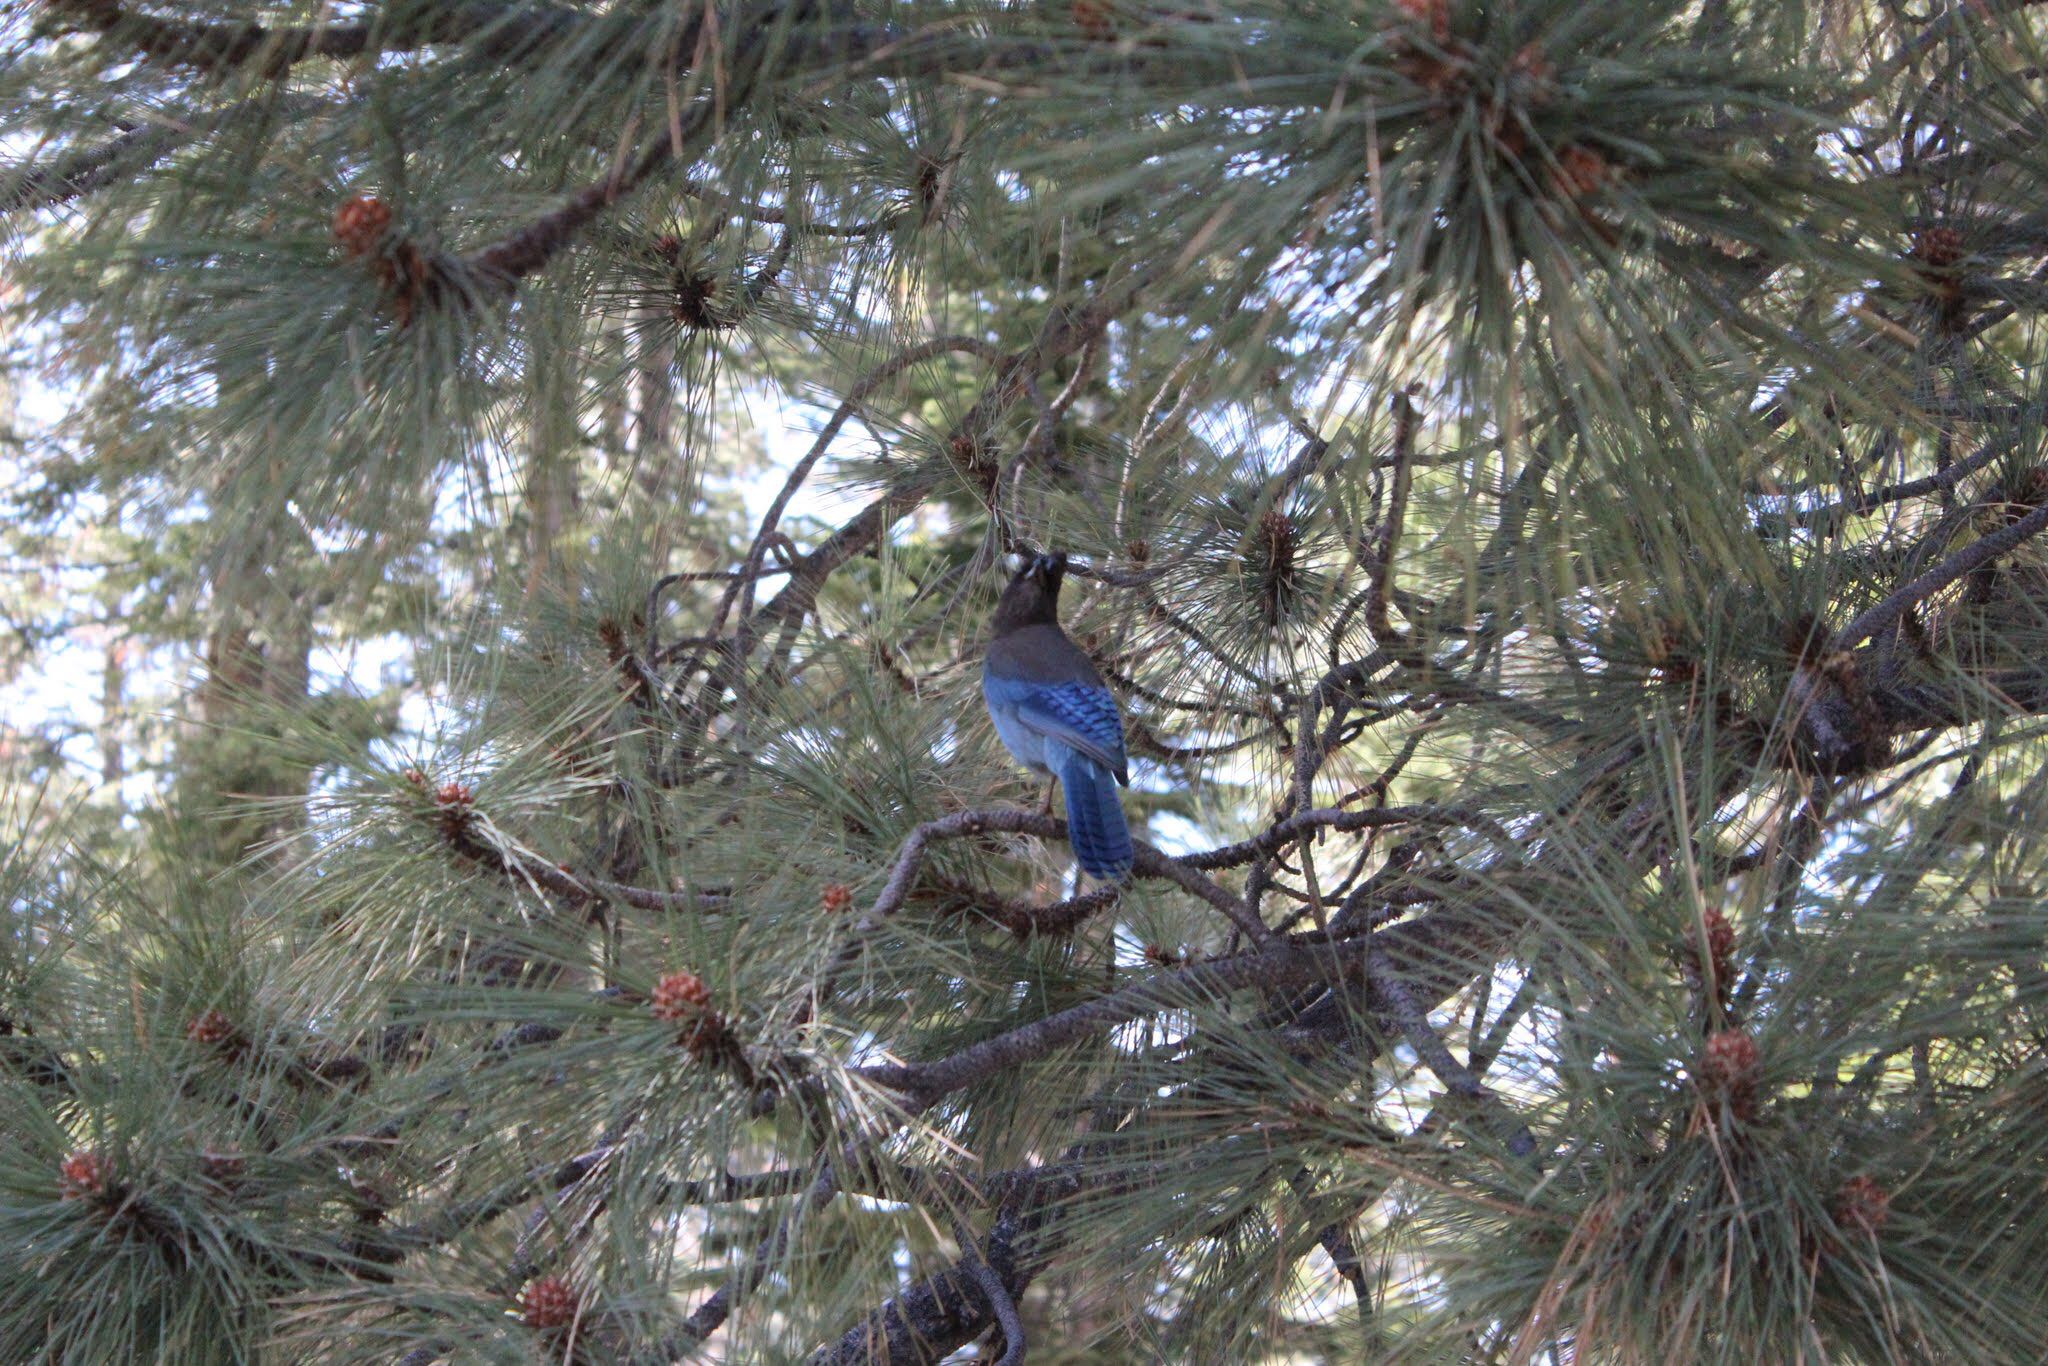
[4,0,2048,1361]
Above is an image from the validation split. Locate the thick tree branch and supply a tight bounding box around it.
[1831,499,2048,651]
[46,1,561,77]
[828,808,1271,977]
[853,936,1374,1107]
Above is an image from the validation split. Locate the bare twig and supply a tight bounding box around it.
[669,1163,841,1354]
[1366,391,1421,650]
[726,335,1003,633]
[951,1216,1027,1366]
[1368,958,1540,1165]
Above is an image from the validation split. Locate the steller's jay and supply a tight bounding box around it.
[982,551,1133,881]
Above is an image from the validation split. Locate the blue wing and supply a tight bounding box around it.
[1003,680,1129,786]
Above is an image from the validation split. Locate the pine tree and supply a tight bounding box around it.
[4,1,2048,1361]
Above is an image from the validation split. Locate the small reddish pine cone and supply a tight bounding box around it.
[1258,509,1297,566]
[671,271,722,329]
[1071,0,1117,41]
[652,233,683,259]
[651,969,712,1022]
[1834,1174,1891,1238]
[1487,103,1527,160]
[400,766,428,789]
[2000,465,2048,523]
[331,195,393,258]
[518,1275,581,1330]
[1126,538,1150,565]
[185,1008,236,1046]
[821,883,854,915]
[1700,908,1736,976]
[431,779,477,844]
[1393,0,1451,42]
[58,1149,111,1201]
[1700,1028,1761,1119]
[199,1148,246,1188]
[1911,225,1965,269]
[947,432,996,487]
[1550,144,1610,201]
[1388,0,1465,99]
[1645,619,1696,682]
[913,152,947,209]
[375,241,440,328]
[1509,42,1553,92]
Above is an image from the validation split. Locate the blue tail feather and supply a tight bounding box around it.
[1059,753,1133,881]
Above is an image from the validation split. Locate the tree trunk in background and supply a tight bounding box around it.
[524,296,583,601]
[98,634,125,788]
[176,546,313,871]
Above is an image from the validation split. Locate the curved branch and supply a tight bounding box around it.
[726,334,1003,633]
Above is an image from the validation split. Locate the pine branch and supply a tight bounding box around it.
[1832,499,2048,651]
[723,334,1004,636]
[468,139,684,290]
[1180,805,1513,871]
[740,261,1162,642]
[822,809,1271,992]
[666,1164,841,1356]
[44,1,561,77]
[1365,390,1422,653]
[928,874,1123,938]
[853,936,1375,1109]
[811,1192,1048,1366]
[0,122,180,215]
[949,1214,1026,1366]
[1777,429,2021,533]
[1281,1162,1376,1325]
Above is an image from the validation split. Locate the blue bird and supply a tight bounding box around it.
[982,551,1133,882]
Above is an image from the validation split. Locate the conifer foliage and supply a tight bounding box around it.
[5,0,2048,1361]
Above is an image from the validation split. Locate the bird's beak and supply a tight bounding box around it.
[1002,550,1064,581]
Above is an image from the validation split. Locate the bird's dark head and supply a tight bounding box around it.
[992,550,1068,634]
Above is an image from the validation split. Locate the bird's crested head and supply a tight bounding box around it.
[992,549,1069,634]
